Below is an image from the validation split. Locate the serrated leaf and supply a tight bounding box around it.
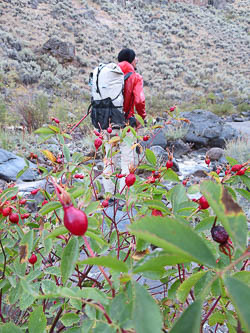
[1,323,23,333]
[48,125,60,133]
[235,188,250,201]
[79,255,128,273]
[61,313,80,327]
[84,201,100,215]
[233,271,250,287]
[34,127,55,135]
[163,168,180,182]
[145,149,156,166]
[63,144,70,162]
[133,252,190,274]
[143,199,170,213]
[39,201,62,215]
[28,306,46,333]
[45,226,68,239]
[41,149,57,163]
[16,165,29,179]
[129,216,216,267]
[208,312,225,326]
[224,276,250,332]
[170,299,202,333]
[135,114,145,126]
[177,271,206,303]
[61,237,79,284]
[132,281,163,333]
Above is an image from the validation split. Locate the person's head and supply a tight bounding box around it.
[118,48,137,69]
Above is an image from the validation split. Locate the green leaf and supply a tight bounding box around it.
[208,312,225,326]
[79,256,128,273]
[110,292,133,326]
[143,199,170,213]
[200,181,247,252]
[63,144,70,162]
[34,127,55,135]
[84,201,100,215]
[132,281,163,333]
[85,230,108,246]
[233,271,250,287]
[129,216,216,267]
[225,156,239,166]
[163,168,180,182]
[170,299,202,333]
[0,187,19,202]
[28,306,47,333]
[77,287,109,305]
[145,149,156,166]
[48,125,60,133]
[169,184,188,214]
[16,165,29,179]
[133,252,191,274]
[0,323,23,333]
[224,276,250,331]
[61,237,79,284]
[61,313,80,327]
[194,217,215,232]
[235,188,250,201]
[135,114,145,126]
[41,279,57,294]
[39,201,62,215]
[177,271,206,303]
[46,226,68,239]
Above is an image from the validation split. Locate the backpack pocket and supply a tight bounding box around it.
[91,98,125,129]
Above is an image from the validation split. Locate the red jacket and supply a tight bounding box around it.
[118,61,146,120]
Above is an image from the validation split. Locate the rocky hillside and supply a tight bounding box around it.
[0,0,249,119]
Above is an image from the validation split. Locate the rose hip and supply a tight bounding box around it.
[63,205,88,236]
[42,200,48,206]
[31,188,40,195]
[211,225,229,244]
[102,200,109,208]
[143,135,150,141]
[2,207,12,217]
[9,213,19,224]
[28,254,37,265]
[19,198,27,205]
[166,160,173,169]
[107,127,112,134]
[151,209,163,217]
[125,173,136,187]
[94,138,102,150]
[199,196,209,210]
[231,164,242,172]
[236,168,246,176]
[21,213,30,219]
[205,157,210,166]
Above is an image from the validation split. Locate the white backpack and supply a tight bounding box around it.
[90,63,132,129]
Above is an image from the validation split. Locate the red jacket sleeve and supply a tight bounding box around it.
[133,74,146,119]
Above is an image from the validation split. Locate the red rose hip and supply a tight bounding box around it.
[63,205,88,236]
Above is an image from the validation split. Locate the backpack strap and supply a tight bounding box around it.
[112,71,133,102]
[124,72,133,81]
[96,64,106,97]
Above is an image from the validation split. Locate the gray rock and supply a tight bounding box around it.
[0,148,38,182]
[167,139,191,158]
[42,37,75,62]
[147,129,168,149]
[181,110,239,148]
[206,147,224,161]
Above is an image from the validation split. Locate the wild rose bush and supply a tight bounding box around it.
[0,110,249,333]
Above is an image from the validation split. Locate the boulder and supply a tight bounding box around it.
[181,110,239,148]
[206,147,224,161]
[42,37,75,62]
[0,148,38,182]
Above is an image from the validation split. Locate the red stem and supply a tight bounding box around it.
[82,236,115,298]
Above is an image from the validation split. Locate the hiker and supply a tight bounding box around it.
[102,48,146,196]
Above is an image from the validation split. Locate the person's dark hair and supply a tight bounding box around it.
[118,48,136,64]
